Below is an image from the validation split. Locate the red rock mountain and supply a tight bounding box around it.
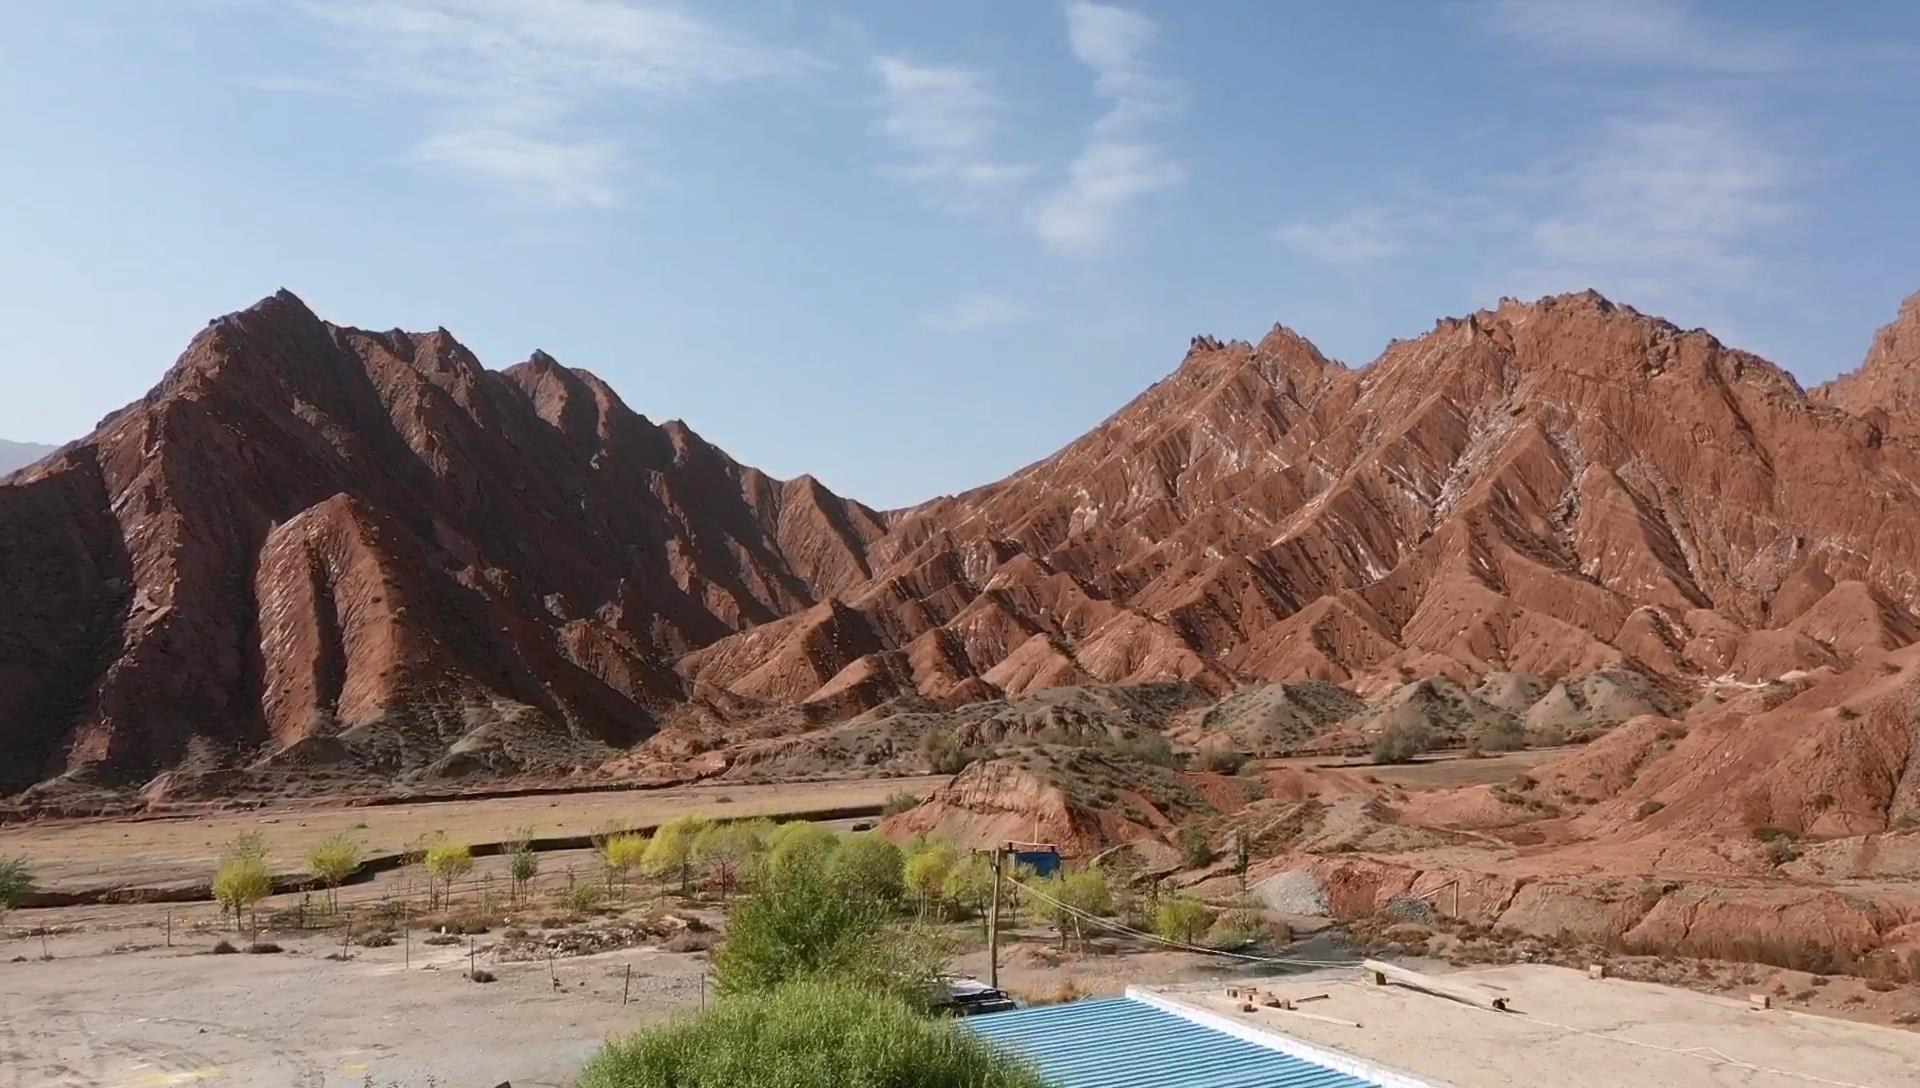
[5,288,1920,797]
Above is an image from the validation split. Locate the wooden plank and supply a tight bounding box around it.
[1361,959,1510,1011]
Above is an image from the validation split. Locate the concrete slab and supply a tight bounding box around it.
[1146,963,1920,1088]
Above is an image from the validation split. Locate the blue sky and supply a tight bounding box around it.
[2,1,1916,507]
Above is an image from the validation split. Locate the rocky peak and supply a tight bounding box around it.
[1818,291,1920,424]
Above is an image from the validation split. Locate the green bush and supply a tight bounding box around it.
[1154,895,1216,946]
[1474,717,1529,752]
[1179,826,1214,869]
[0,854,33,912]
[1024,866,1113,947]
[764,821,837,861]
[1117,733,1178,767]
[713,847,948,1006]
[1371,719,1436,764]
[579,978,1045,1088]
[825,834,905,910]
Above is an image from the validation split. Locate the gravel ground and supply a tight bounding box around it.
[1252,869,1330,916]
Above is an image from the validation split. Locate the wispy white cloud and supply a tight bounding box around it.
[412,129,623,208]
[1480,0,1793,74]
[1034,143,1184,255]
[295,0,812,205]
[1032,1,1184,255]
[1501,109,1794,303]
[872,57,1030,210]
[925,292,1026,333]
[1274,210,1402,265]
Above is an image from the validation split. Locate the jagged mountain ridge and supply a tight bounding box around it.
[5,288,1920,796]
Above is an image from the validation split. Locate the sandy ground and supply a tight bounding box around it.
[0,913,711,1088]
[1161,962,1920,1088]
[0,777,946,894]
[0,899,1298,1088]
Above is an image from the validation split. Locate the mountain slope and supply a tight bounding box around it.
[0,439,56,475]
[686,290,1920,712]
[0,291,880,795]
[5,288,1920,798]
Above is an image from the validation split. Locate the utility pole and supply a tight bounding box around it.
[987,844,1004,991]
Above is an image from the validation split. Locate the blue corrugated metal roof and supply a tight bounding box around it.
[962,997,1377,1088]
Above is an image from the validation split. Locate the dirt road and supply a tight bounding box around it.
[1,776,945,896]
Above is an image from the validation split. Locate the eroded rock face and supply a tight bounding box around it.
[7,288,1920,795]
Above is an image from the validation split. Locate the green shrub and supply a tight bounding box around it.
[564,881,605,913]
[765,821,837,861]
[1475,717,1529,752]
[1117,733,1178,767]
[713,849,948,1006]
[1154,896,1215,946]
[1179,826,1214,869]
[923,734,981,775]
[579,978,1046,1088]
[1024,866,1113,948]
[825,834,905,910]
[0,854,33,913]
[1371,719,1436,764]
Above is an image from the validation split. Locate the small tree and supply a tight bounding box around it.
[601,832,649,899]
[827,834,905,911]
[505,824,539,903]
[941,854,995,932]
[1154,895,1216,946]
[425,841,474,907]
[643,814,712,895]
[213,857,272,936]
[693,821,771,901]
[1025,866,1113,949]
[902,840,957,921]
[306,833,363,912]
[0,854,35,918]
